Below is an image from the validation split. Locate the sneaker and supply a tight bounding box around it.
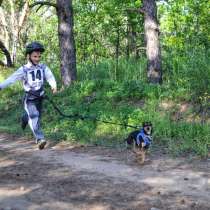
[37,139,47,150]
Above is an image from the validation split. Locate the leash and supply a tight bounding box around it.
[43,95,139,129]
[24,91,139,129]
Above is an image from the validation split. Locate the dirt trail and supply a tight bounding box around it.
[0,133,210,210]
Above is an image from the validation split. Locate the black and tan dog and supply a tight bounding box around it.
[125,122,153,164]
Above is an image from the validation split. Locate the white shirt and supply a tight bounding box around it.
[0,62,57,92]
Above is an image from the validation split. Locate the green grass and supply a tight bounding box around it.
[0,49,209,157]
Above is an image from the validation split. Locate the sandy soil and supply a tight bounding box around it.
[0,133,210,210]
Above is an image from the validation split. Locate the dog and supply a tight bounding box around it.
[125,122,153,164]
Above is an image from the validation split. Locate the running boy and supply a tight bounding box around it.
[0,41,57,149]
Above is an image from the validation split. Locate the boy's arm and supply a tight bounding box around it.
[44,66,57,93]
[0,67,24,90]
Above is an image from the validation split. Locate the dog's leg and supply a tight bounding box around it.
[140,150,146,164]
[135,150,145,164]
[132,144,144,164]
[132,142,140,163]
[134,146,146,165]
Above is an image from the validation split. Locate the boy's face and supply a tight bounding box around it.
[29,51,41,65]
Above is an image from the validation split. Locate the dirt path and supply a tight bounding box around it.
[0,134,210,210]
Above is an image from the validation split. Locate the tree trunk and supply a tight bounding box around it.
[126,20,137,60]
[1,0,29,64]
[9,0,17,63]
[126,22,130,59]
[93,37,97,69]
[0,40,13,67]
[56,0,77,86]
[115,26,120,80]
[82,34,87,62]
[0,6,10,51]
[143,0,162,84]
[131,29,137,58]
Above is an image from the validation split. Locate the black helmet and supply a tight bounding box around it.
[26,41,45,54]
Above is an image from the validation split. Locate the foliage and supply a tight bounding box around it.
[0,51,210,157]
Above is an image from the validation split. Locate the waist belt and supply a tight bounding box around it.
[25,90,44,100]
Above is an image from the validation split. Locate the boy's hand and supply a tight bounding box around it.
[52,88,57,94]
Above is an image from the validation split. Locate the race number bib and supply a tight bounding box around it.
[27,69,44,88]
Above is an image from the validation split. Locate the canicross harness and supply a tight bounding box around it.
[136,129,152,147]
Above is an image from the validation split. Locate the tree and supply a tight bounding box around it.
[30,0,77,86]
[56,0,77,85]
[143,0,162,84]
[159,0,210,52]
[0,40,13,67]
[0,0,29,64]
[127,0,162,84]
